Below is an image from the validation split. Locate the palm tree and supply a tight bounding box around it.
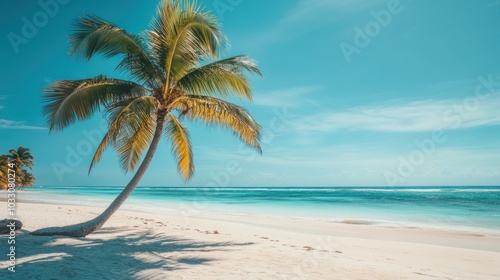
[8,146,34,169]
[1,148,36,189]
[32,0,262,237]
[19,170,36,188]
[7,146,34,185]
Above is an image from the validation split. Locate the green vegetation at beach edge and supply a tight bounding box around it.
[0,146,36,189]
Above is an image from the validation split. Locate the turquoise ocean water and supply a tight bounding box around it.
[13,186,500,234]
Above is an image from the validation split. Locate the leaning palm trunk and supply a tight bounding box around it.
[32,114,166,237]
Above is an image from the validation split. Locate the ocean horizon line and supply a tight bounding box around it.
[31,185,500,188]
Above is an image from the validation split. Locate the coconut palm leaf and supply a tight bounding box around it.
[19,170,36,187]
[177,55,262,100]
[89,96,157,173]
[70,14,163,87]
[148,0,227,87]
[43,76,147,131]
[171,95,261,152]
[8,146,34,170]
[113,100,157,172]
[165,114,194,180]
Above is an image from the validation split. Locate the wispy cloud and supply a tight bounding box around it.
[429,147,500,167]
[283,0,386,22]
[195,143,398,170]
[0,119,46,130]
[291,93,500,132]
[253,86,323,107]
[0,95,6,109]
[245,0,385,47]
[195,142,500,186]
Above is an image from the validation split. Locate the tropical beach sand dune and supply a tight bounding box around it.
[1,202,500,279]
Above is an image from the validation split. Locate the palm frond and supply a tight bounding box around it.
[88,130,112,175]
[70,14,163,86]
[148,0,227,84]
[171,95,261,153]
[19,170,36,187]
[107,96,157,172]
[177,55,262,100]
[89,96,149,174]
[165,114,194,181]
[43,76,147,131]
[7,147,34,170]
[88,96,157,173]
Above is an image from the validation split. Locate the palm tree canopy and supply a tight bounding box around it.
[7,146,34,171]
[20,170,36,187]
[42,0,262,181]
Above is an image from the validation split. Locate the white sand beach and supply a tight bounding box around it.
[1,201,500,279]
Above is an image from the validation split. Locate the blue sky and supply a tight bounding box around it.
[1,0,500,187]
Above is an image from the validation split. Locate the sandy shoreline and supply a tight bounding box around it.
[1,201,500,279]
